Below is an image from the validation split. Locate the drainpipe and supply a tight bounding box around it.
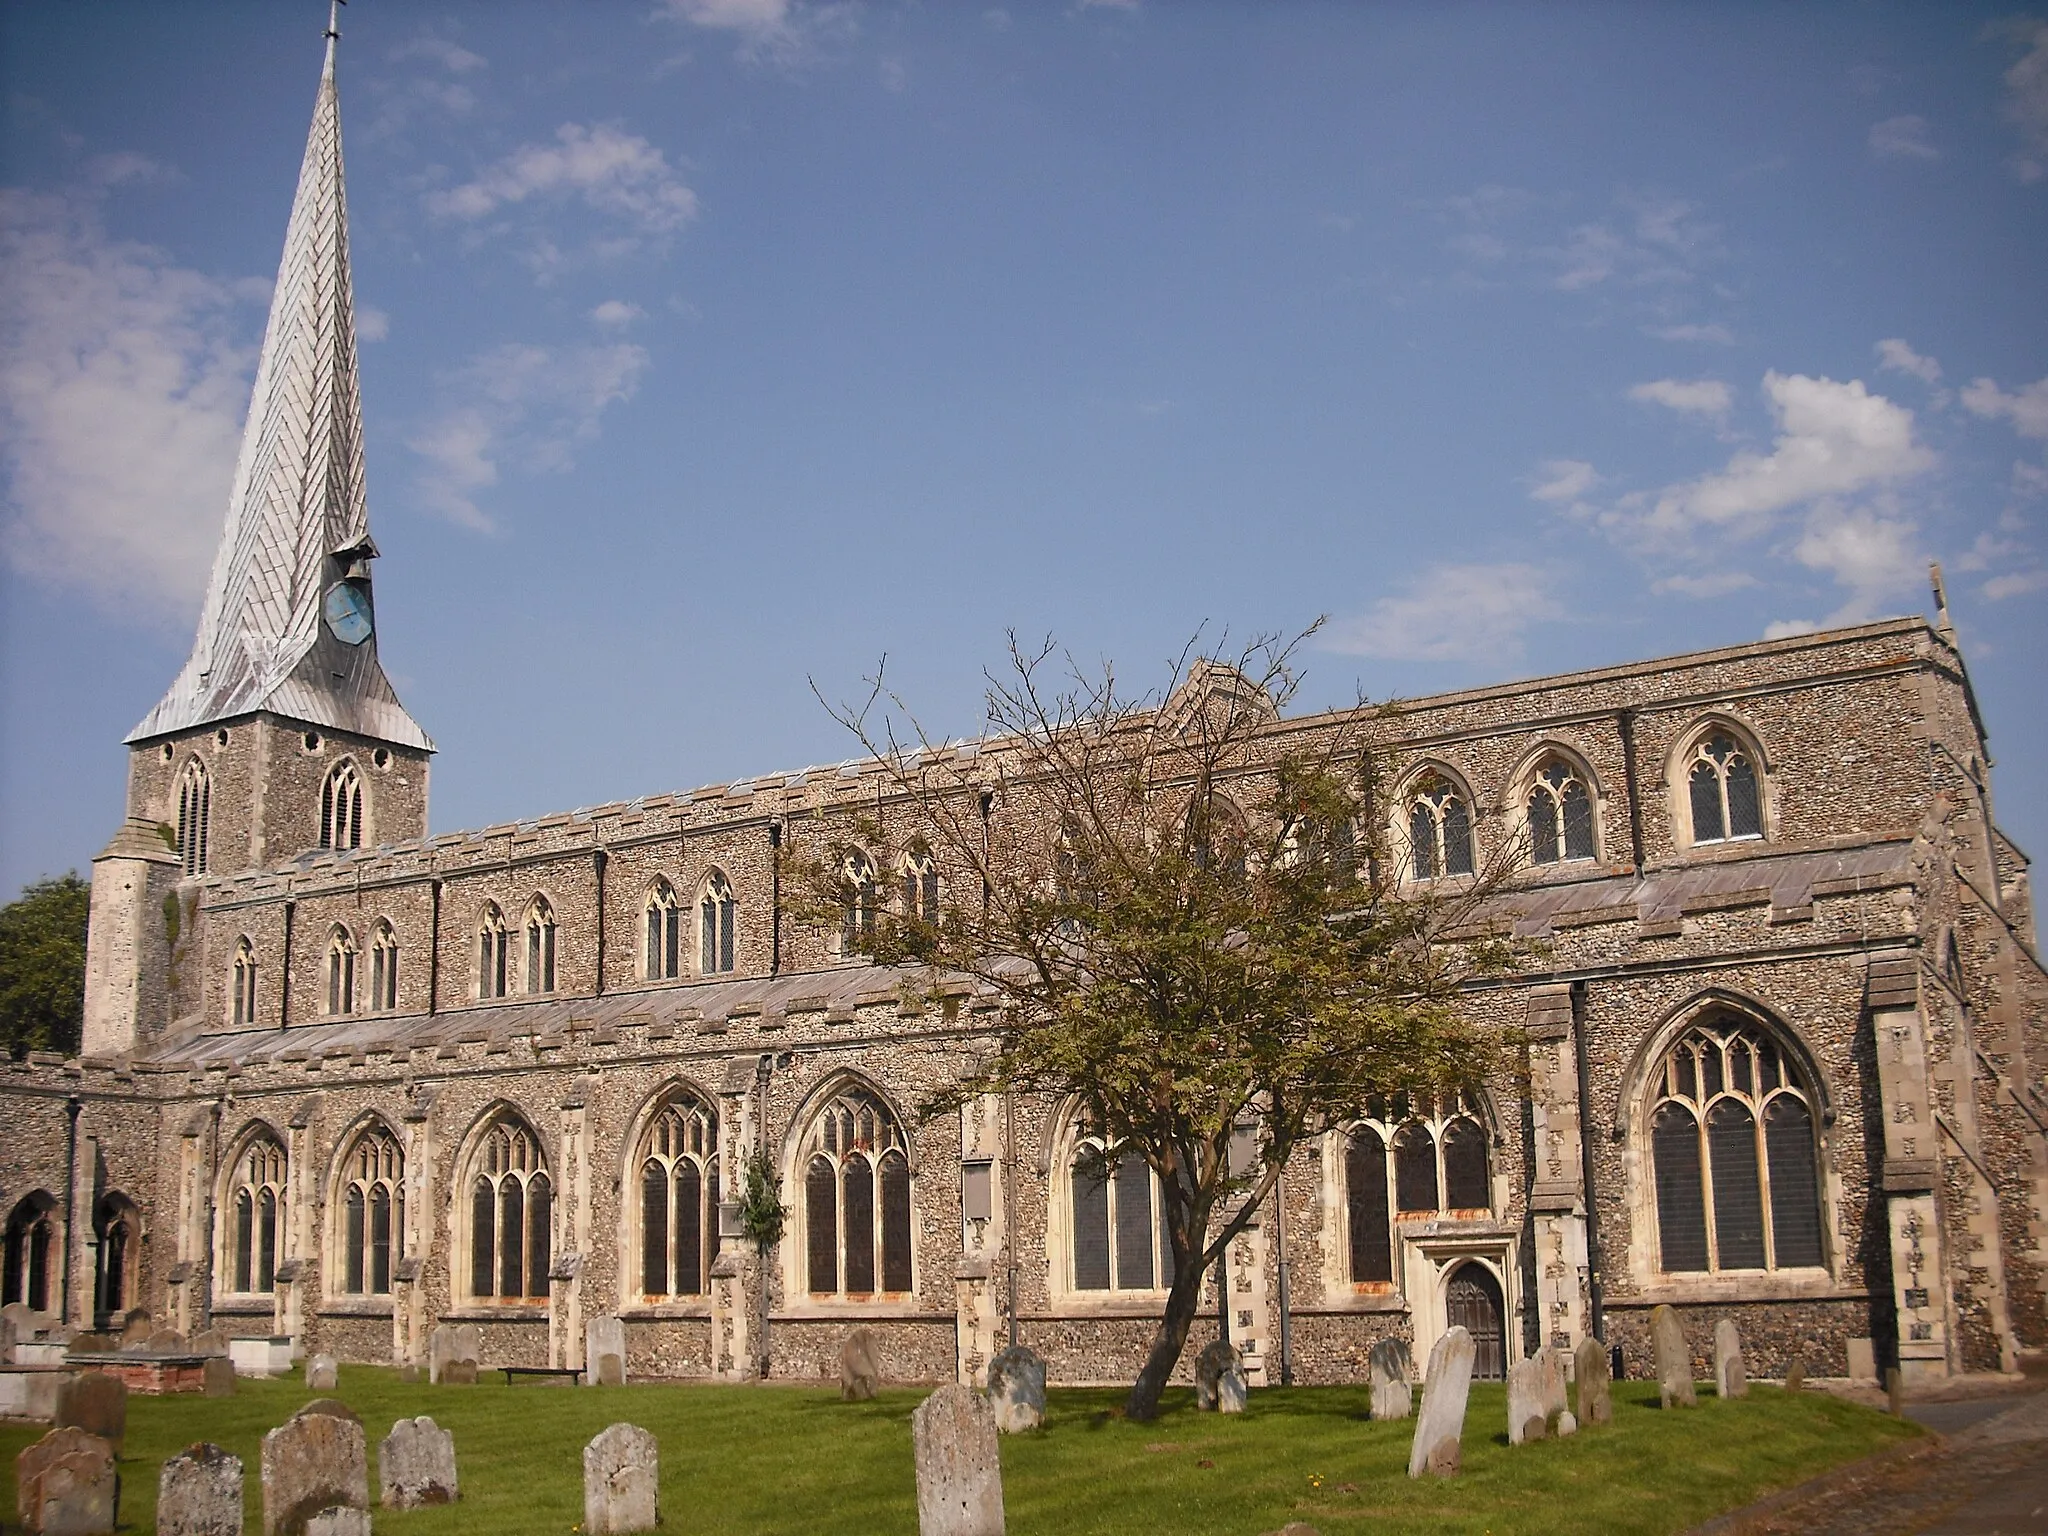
[769,822,783,976]
[1570,979,1606,1343]
[593,849,608,996]
[1616,709,1647,872]
[427,879,442,1016]
[1274,1163,1294,1386]
[62,1097,80,1322]
[279,900,295,1029]
[1004,1090,1019,1350]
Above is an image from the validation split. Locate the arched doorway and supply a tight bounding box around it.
[1445,1262,1506,1380]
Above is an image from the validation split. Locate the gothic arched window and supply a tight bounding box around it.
[231,938,258,1027]
[93,1194,139,1320]
[3,1193,57,1312]
[900,847,939,926]
[467,1116,552,1303]
[1344,1128,1392,1284]
[326,927,357,1016]
[1342,1093,1492,1287]
[1528,757,1596,865]
[320,761,364,850]
[524,897,556,995]
[369,922,399,1012]
[839,852,877,955]
[477,904,509,1000]
[1649,1014,1824,1274]
[1687,731,1763,845]
[636,1091,720,1300]
[337,1125,404,1296]
[176,759,210,876]
[1407,774,1475,879]
[700,871,736,975]
[645,880,681,981]
[1069,1130,1178,1294]
[801,1085,912,1298]
[225,1134,287,1295]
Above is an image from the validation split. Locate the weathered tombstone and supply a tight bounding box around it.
[582,1423,659,1536]
[1217,1360,1248,1414]
[1572,1336,1612,1425]
[442,1358,478,1386]
[158,1442,244,1536]
[1846,1336,1877,1382]
[55,1372,128,1454]
[430,1323,482,1384]
[586,1316,627,1386]
[379,1416,459,1509]
[1193,1340,1242,1412]
[69,1333,115,1356]
[1555,1410,1579,1436]
[120,1308,153,1349]
[912,1383,1004,1536]
[985,1345,1046,1433]
[304,1355,338,1391]
[203,1357,238,1399]
[1368,1338,1413,1420]
[261,1400,368,1536]
[1784,1359,1806,1392]
[1,1309,16,1364]
[2,1299,34,1340]
[1649,1305,1696,1409]
[428,1324,455,1384]
[191,1329,229,1358]
[16,1425,118,1535]
[148,1328,188,1353]
[1713,1319,1746,1400]
[840,1326,882,1402]
[1406,1326,1476,1479]
[1536,1346,1571,1427]
[1505,1357,1548,1445]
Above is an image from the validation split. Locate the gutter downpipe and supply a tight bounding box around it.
[1570,978,1606,1343]
[62,1096,81,1322]
[769,823,783,976]
[593,849,608,996]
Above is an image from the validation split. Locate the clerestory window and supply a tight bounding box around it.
[1687,732,1763,845]
[700,871,736,975]
[1528,758,1596,865]
[524,897,556,995]
[645,880,681,981]
[478,904,509,1000]
[326,927,357,1016]
[1407,774,1475,879]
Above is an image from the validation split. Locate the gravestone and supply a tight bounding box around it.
[1555,1410,1579,1436]
[1713,1319,1746,1400]
[586,1316,627,1386]
[2,1299,34,1340]
[1,1310,16,1364]
[1368,1338,1413,1420]
[1846,1337,1877,1382]
[985,1345,1046,1433]
[1649,1305,1696,1409]
[912,1384,1005,1536]
[1505,1357,1548,1444]
[304,1355,338,1391]
[443,1358,478,1386]
[120,1309,153,1350]
[1406,1326,1476,1479]
[1194,1340,1242,1412]
[16,1425,118,1536]
[1785,1360,1806,1392]
[158,1442,244,1536]
[582,1423,659,1535]
[840,1327,882,1402]
[148,1329,188,1353]
[1536,1346,1571,1427]
[191,1330,229,1358]
[379,1416,459,1509]
[1572,1336,1612,1425]
[261,1400,368,1536]
[55,1372,127,1454]
[430,1324,481,1385]
[69,1333,115,1355]
[1217,1359,1248,1414]
[203,1357,238,1398]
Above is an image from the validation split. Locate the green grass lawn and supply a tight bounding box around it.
[3,1369,1917,1535]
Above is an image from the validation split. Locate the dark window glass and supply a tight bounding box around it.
[236,1191,255,1293]
[1345,1129,1391,1283]
[880,1151,913,1292]
[527,1175,552,1298]
[1393,1123,1438,1213]
[1690,760,1725,843]
[499,1180,524,1300]
[842,1157,875,1294]
[1726,754,1761,838]
[1764,1097,1824,1268]
[1652,1102,1709,1272]
[346,1188,366,1293]
[1708,1100,1765,1269]
[1530,787,1560,863]
[1409,802,1437,879]
[1113,1151,1155,1290]
[370,1187,391,1294]
[1562,777,1595,859]
[806,1156,837,1294]
[1072,1155,1110,1291]
[1444,796,1474,876]
[641,1162,668,1296]
[675,1161,703,1296]
[257,1190,277,1292]
[470,1179,493,1299]
[1442,1118,1490,1210]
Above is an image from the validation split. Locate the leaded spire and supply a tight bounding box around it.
[129,23,430,752]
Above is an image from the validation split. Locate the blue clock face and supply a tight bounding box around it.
[323,582,374,646]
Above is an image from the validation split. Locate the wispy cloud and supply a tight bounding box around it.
[369,32,487,142]
[1651,571,1758,599]
[1629,378,1733,419]
[1961,374,2048,439]
[429,124,697,232]
[1324,562,1564,663]
[1868,114,1939,162]
[1528,458,1598,505]
[1644,322,1735,346]
[655,0,855,65]
[589,300,645,328]
[1875,338,1942,384]
[1989,17,2048,183]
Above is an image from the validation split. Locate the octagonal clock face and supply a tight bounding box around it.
[323,581,374,645]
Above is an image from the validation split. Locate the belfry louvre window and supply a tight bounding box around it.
[840,853,877,954]
[1069,1135,1178,1293]
[326,928,357,1016]
[338,1126,403,1296]
[468,1118,552,1302]
[321,761,363,850]
[1407,775,1474,879]
[802,1086,912,1298]
[176,759,210,875]
[1687,732,1763,845]
[3,1195,56,1312]
[525,898,556,995]
[369,923,399,1012]
[1528,758,1596,864]
[478,905,509,999]
[231,938,258,1026]
[638,1093,721,1299]
[901,848,939,925]
[700,872,736,975]
[1650,1016,1824,1274]
[1344,1093,1492,1286]
[227,1135,287,1294]
[645,881,681,981]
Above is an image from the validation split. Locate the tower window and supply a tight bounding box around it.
[326,927,357,1016]
[525,897,556,995]
[369,922,399,1012]
[1687,731,1763,845]
[176,759,211,876]
[700,871,736,975]
[231,938,258,1027]
[645,880,681,981]
[320,761,363,850]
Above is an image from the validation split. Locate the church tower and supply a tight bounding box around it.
[83,17,432,1056]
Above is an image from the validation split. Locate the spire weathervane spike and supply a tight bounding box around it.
[325,0,344,46]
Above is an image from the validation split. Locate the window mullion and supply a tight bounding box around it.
[1755,1104,1776,1270]
[1698,1112,1718,1271]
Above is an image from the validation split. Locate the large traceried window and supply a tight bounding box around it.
[337,1125,404,1296]
[231,938,258,1027]
[478,904,509,1000]
[176,759,210,876]
[900,847,940,926]
[802,1085,913,1298]
[1406,774,1475,879]
[1343,1093,1492,1287]
[1068,1132,1178,1294]
[326,927,357,1016]
[369,922,399,1012]
[226,1134,287,1295]
[637,1091,721,1300]
[524,897,557,995]
[700,872,736,975]
[320,761,364,850]
[1686,731,1763,845]
[1527,757,1597,865]
[645,880,681,981]
[1650,1014,1824,1274]
[3,1193,57,1312]
[93,1194,139,1319]
[839,852,877,955]
[468,1116,552,1303]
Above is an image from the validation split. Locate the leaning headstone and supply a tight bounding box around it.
[1368,1338,1413,1420]
[120,1308,153,1349]
[1573,1336,1613,1425]
[1649,1305,1696,1409]
[985,1345,1046,1433]
[203,1357,238,1399]
[1194,1340,1242,1412]
[16,1425,118,1535]
[1713,1319,1747,1400]
[912,1383,1005,1536]
[261,1400,368,1536]
[1506,1357,1548,1445]
[582,1423,659,1536]
[1407,1326,1476,1479]
[304,1354,338,1391]
[55,1371,128,1454]
[379,1416,459,1509]
[586,1316,627,1387]
[840,1327,882,1402]
[1217,1359,1248,1414]
[1784,1360,1806,1392]
[158,1442,244,1536]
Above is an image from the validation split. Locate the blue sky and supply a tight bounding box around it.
[3,1,2045,897]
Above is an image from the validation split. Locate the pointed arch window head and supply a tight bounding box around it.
[1407,774,1475,880]
[368,922,399,1013]
[1687,732,1763,845]
[840,852,877,954]
[4,1194,58,1313]
[524,897,556,995]
[326,927,357,1016]
[338,1125,404,1296]
[802,1085,912,1299]
[700,871,736,975]
[1649,1014,1824,1275]
[93,1194,140,1320]
[176,759,211,875]
[1528,758,1596,865]
[645,880,681,981]
[231,937,259,1027]
[468,1117,552,1303]
[900,848,939,927]
[225,1134,287,1295]
[478,905,509,1000]
[320,761,364,850]
[1341,1092,1492,1288]
[1068,1130,1178,1295]
[637,1091,721,1301]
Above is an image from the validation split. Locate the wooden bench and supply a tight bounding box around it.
[500,1365,583,1385]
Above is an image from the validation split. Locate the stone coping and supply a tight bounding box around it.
[64,1351,213,1366]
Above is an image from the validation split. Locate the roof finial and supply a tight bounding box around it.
[1930,561,1954,636]
[325,0,345,40]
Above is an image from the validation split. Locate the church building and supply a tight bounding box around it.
[3,29,2043,1392]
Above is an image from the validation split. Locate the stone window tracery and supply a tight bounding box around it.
[467,1116,552,1303]
[1342,1093,1491,1288]
[636,1092,720,1300]
[1406,774,1475,879]
[326,927,357,1016]
[1067,1130,1177,1294]
[320,761,363,850]
[1527,757,1596,865]
[900,847,939,926]
[176,758,210,876]
[93,1194,139,1320]
[368,922,398,1012]
[1686,731,1763,845]
[839,852,877,955]
[337,1125,403,1296]
[801,1085,912,1299]
[3,1193,56,1312]
[645,880,681,981]
[225,1134,287,1295]
[477,904,509,1000]
[524,897,556,995]
[700,871,736,975]
[231,937,258,1027]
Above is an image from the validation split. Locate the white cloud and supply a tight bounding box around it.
[428,124,697,240]
[656,0,853,63]
[1080,0,1143,9]
[1984,568,2048,600]
[0,187,256,623]
[1875,337,1941,384]
[370,33,488,139]
[1763,618,1819,640]
[1790,503,1923,622]
[1868,115,1939,161]
[589,300,644,328]
[1323,562,1563,663]
[1629,378,1732,418]
[1644,322,1735,345]
[408,342,648,531]
[356,306,391,343]
[391,35,486,74]
[1991,18,2048,183]
[1528,459,1598,504]
[1961,375,2048,440]
[1650,571,1758,598]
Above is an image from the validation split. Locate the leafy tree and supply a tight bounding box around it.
[806,630,1518,1420]
[737,1145,787,1378]
[0,873,91,1060]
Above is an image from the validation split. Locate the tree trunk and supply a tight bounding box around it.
[1124,1262,1210,1421]
[755,1242,772,1379]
